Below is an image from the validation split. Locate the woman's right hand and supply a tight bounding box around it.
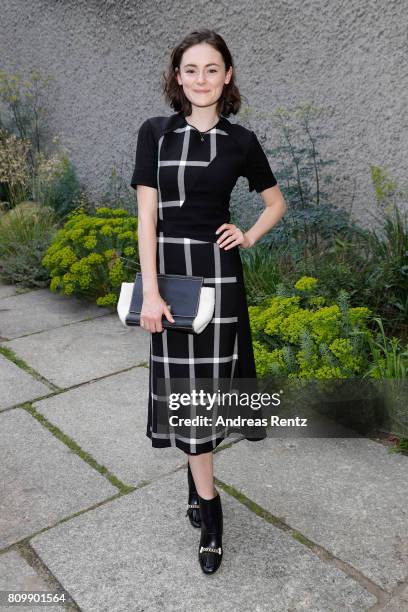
[140,291,175,333]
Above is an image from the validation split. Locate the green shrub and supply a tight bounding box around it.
[233,102,361,258]
[367,203,408,335]
[364,317,408,379]
[0,201,59,286]
[240,242,285,305]
[393,438,408,454]
[0,69,83,219]
[101,166,138,217]
[232,109,406,342]
[241,213,406,342]
[0,69,54,156]
[249,275,373,379]
[0,128,31,208]
[41,206,139,306]
[32,150,82,221]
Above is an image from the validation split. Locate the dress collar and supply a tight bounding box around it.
[163,111,230,134]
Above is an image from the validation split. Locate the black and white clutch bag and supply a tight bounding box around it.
[117,272,215,334]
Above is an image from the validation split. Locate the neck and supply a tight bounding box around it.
[184,105,221,131]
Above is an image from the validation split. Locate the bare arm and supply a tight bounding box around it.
[136,185,174,332]
[243,184,287,247]
[216,184,288,249]
[137,185,160,295]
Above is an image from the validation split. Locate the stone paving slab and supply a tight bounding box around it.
[0,550,64,611]
[0,354,50,411]
[5,314,150,387]
[0,282,23,299]
[30,469,376,612]
[0,409,117,548]
[33,367,186,486]
[0,288,111,339]
[382,583,408,611]
[213,437,408,592]
[383,600,407,611]
[33,367,237,487]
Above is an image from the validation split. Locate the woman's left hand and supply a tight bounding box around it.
[215,223,253,250]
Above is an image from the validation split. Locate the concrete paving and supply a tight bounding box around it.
[30,470,377,612]
[0,409,117,548]
[0,283,23,299]
[0,550,64,611]
[0,288,111,340]
[213,438,408,590]
[5,313,150,387]
[32,367,234,487]
[0,280,407,611]
[0,354,50,410]
[33,368,186,486]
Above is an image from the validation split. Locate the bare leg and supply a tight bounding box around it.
[187,451,217,499]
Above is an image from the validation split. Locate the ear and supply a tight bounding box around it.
[225,66,233,84]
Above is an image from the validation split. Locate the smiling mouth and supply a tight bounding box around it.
[194,90,210,93]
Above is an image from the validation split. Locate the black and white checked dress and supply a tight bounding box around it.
[130,111,277,455]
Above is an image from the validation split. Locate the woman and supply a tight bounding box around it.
[130,29,287,575]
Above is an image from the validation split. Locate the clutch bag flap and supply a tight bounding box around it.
[129,272,203,319]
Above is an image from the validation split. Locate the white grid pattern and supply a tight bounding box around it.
[148,118,239,452]
[157,125,228,212]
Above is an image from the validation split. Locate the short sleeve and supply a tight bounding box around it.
[130,118,158,190]
[243,131,277,193]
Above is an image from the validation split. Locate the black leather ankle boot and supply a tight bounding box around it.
[198,490,223,574]
[186,463,201,528]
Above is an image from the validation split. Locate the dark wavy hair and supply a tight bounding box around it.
[162,29,241,118]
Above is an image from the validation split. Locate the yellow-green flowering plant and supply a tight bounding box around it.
[249,275,373,379]
[42,206,138,307]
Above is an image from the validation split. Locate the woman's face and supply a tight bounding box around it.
[176,42,232,111]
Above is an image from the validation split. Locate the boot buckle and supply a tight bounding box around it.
[199,546,222,554]
[187,503,200,509]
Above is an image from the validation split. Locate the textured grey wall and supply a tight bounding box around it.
[1,0,407,227]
